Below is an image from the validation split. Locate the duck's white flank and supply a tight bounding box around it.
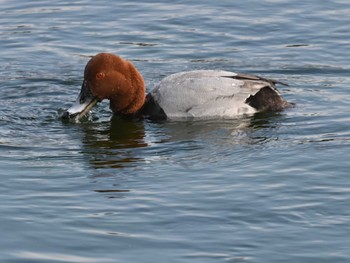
[150,70,275,119]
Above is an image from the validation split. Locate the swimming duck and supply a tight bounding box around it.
[63,53,290,121]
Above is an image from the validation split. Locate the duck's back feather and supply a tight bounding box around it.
[147,70,288,120]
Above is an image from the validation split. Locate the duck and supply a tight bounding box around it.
[63,52,290,121]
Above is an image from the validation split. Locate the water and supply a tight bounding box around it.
[1,0,350,262]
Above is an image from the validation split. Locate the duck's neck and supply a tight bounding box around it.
[108,62,146,117]
[109,89,145,116]
[111,93,167,121]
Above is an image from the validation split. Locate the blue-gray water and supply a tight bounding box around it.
[1,1,350,262]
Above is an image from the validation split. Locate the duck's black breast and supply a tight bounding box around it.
[139,93,167,121]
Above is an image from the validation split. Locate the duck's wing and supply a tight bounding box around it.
[219,72,290,112]
[150,70,288,119]
[224,72,289,88]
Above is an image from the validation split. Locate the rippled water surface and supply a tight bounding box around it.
[1,1,350,262]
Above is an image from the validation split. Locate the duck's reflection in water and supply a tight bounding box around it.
[80,116,148,169]
[158,112,284,146]
[79,112,285,169]
[77,112,286,197]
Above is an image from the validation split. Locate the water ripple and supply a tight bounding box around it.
[1,1,350,262]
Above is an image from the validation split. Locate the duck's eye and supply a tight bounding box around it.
[96,72,105,80]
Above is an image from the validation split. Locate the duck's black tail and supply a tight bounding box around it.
[245,86,291,112]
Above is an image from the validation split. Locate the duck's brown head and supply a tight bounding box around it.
[63,53,146,121]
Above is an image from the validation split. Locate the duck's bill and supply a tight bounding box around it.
[63,96,98,121]
[62,90,99,122]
